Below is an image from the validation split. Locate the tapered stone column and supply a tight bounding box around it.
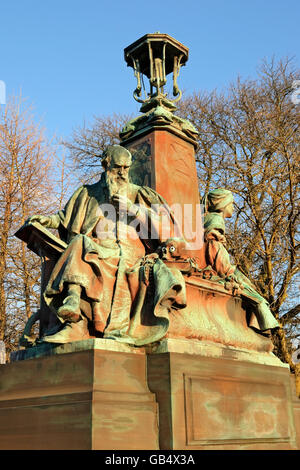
[120,99,205,266]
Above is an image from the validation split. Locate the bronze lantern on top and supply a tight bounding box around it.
[124,32,189,105]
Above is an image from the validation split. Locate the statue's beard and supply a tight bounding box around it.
[105,172,129,199]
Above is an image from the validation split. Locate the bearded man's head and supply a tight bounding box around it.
[102,145,132,197]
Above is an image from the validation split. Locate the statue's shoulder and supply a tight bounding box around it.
[135,184,168,205]
[69,184,88,197]
[64,182,102,209]
[83,182,98,192]
[77,180,104,199]
[204,211,226,234]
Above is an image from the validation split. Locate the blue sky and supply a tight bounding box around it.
[1,0,299,141]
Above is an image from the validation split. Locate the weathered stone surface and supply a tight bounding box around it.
[146,338,283,367]
[0,343,158,450]
[123,128,205,265]
[147,345,298,450]
[11,337,141,361]
[290,375,300,449]
[1,339,299,450]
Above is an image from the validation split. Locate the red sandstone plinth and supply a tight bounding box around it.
[123,127,205,265]
[0,340,159,450]
[0,338,299,450]
[147,340,299,450]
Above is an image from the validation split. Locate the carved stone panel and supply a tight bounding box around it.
[147,349,297,450]
[184,374,290,446]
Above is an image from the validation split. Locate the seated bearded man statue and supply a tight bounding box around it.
[26,145,187,346]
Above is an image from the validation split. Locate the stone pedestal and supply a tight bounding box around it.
[147,339,299,450]
[290,375,300,449]
[0,340,159,450]
[0,338,299,450]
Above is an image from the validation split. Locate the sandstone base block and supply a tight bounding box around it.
[147,339,298,450]
[0,338,299,450]
[0,340,159,450]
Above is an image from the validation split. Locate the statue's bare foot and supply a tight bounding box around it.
[58,294,81,322]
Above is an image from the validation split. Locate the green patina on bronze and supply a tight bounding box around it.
[128,141,152,187]
[124,32,189,104]
[20,145,187,347]
[16,34,279,353]
[119,96,198,142]
[202,188,279,331]
[18,164,279,348]
[121,33,198,143]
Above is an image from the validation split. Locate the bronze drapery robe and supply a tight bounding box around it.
[44,175,186,345]
[204,211,279,331]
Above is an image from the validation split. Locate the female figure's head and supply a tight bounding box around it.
[202,188,234,218]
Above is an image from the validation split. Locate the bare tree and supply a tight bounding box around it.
[177,58,300,388]
[63,113,132,184]
[0,97,59,354]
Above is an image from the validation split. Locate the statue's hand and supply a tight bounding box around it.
[25,215,53,227]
